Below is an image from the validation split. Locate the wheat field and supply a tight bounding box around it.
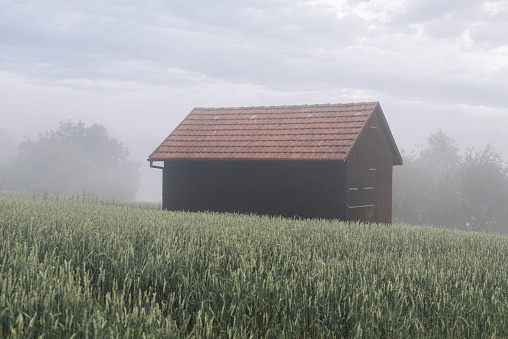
[1,191,508,338]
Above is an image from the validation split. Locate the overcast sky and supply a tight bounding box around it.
[1,0,507,201]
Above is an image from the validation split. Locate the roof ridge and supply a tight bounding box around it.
[193,102,378,111]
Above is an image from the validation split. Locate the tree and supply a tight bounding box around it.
[393,130,462,228]
[0,120,140,200]
[457,145,508,232]
[393,130,508,233]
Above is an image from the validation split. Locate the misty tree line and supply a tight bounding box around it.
[1,121,507,233]
[0,120,140,201]
[393,130,508,234]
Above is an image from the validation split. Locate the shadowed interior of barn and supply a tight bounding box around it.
[149,102,402,223]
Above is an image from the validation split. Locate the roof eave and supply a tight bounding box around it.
[147,156,346,162]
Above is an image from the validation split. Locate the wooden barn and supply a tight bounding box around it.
[148,102,402,223]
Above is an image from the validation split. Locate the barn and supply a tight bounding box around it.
[148,102,402,223]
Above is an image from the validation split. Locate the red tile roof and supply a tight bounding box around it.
[149,102,389,161]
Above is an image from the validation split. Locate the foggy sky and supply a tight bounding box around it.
[1,0,507,201]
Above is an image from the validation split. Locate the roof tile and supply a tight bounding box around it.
[149,102,378,160]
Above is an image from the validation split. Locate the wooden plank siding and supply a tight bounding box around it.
[162,159,347,219]
[345,108,394,223]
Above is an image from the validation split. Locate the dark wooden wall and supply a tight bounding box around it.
[162,159,347,219]
[345,108,394,223]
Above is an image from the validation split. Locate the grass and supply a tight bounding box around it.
[1,191,508,338]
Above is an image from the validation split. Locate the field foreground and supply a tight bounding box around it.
[1,192,508,338]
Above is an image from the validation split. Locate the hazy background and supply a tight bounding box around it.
[1,0,507,202]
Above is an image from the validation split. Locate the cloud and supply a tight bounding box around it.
[1,0,507,106]
[1,0,508,202]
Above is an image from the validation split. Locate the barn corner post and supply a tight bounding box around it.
[148,102,402,222]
